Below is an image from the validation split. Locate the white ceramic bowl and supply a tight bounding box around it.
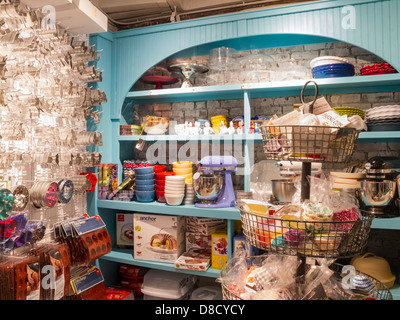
[165,194,184,205]
[310,56,351,68]
[165,182,186,189]
[165,179,186,186]
[165,178,186,183]
[164,187,185,194]
[166,175,186,181]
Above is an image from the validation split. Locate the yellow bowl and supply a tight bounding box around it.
[172,161,192,169]
[211,115,228,121]
[173,167,193,175]
[185,178,193,184]
[211,118,227,123]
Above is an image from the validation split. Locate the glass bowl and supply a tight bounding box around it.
[141,116,169,135]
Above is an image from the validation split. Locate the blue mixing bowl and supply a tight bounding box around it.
[135,190,155,202]
[134,166,154,175]
[135,179,155,185]
[135,172,155,180]
[135,184,155,191]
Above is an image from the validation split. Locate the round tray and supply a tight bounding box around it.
[239,203,373,258]
[260,125,359,163]
[220,255,393,300]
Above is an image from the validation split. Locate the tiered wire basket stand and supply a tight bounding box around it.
[222,81,390,300]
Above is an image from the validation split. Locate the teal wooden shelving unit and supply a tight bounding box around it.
[89,0,400,296]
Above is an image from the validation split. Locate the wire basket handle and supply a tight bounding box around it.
[301,80,319,114]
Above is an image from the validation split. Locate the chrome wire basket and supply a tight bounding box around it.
[220,256,393,300]
[239,204,374,259]
[260,124,359,163]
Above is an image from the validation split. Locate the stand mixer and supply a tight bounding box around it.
[193,156,237,208]
[357,156,400,216]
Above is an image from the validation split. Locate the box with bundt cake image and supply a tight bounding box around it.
[133,213,185,263]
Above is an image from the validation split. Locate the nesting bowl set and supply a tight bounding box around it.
[134,166,155,202]
[163,161,195,205]
[154,170,175,203]
[164,175,186,205]
[310,56,355,79]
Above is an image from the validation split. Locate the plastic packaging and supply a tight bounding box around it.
[190,285,222,300]
[141,269,196,300]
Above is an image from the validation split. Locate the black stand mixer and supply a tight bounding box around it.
[357,156,400,216]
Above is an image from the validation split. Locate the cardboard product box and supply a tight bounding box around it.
[98,163,118,199]
[175,248,211,272]
[186,217,225,225]
[211,230,228,270]
[186,232,212,250]
[133,213,185,263]
[233,233,260,258]
[186,220,227,236]
[116,213,134,248]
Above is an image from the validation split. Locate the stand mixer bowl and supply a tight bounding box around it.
[193,172,224,202]
[357,180,397,212]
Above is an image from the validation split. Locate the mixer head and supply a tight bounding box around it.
[365,156,400,181]
[198,155,237,173]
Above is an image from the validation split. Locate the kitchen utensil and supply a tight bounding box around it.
[209,47,237,67]
[135,126,145,151]
[135,190,155,202]
[271,179,296,203]
[164,175,185,205]
[172,161,192,169]
[357,180,397,215]
[134,166,154,175]
[193,155,237,208]
[141,116,169,135]
[136,179,155,186]
[310,56,352,68]
[135,173,155,180]
[238,50,273,83]
[164,194,185,206]
[135,184,155,191]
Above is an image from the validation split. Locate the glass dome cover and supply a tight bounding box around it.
[239,49,274,71]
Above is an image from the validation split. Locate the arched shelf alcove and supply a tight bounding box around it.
[106,0,400,121]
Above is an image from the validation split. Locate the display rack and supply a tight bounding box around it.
[233,81,387,300]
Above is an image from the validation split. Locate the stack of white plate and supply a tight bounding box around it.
[164,176,186,205]
[366,105,400,131]
[330,172,365,189]
[183,183,195,205]
[366,105,400,119]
